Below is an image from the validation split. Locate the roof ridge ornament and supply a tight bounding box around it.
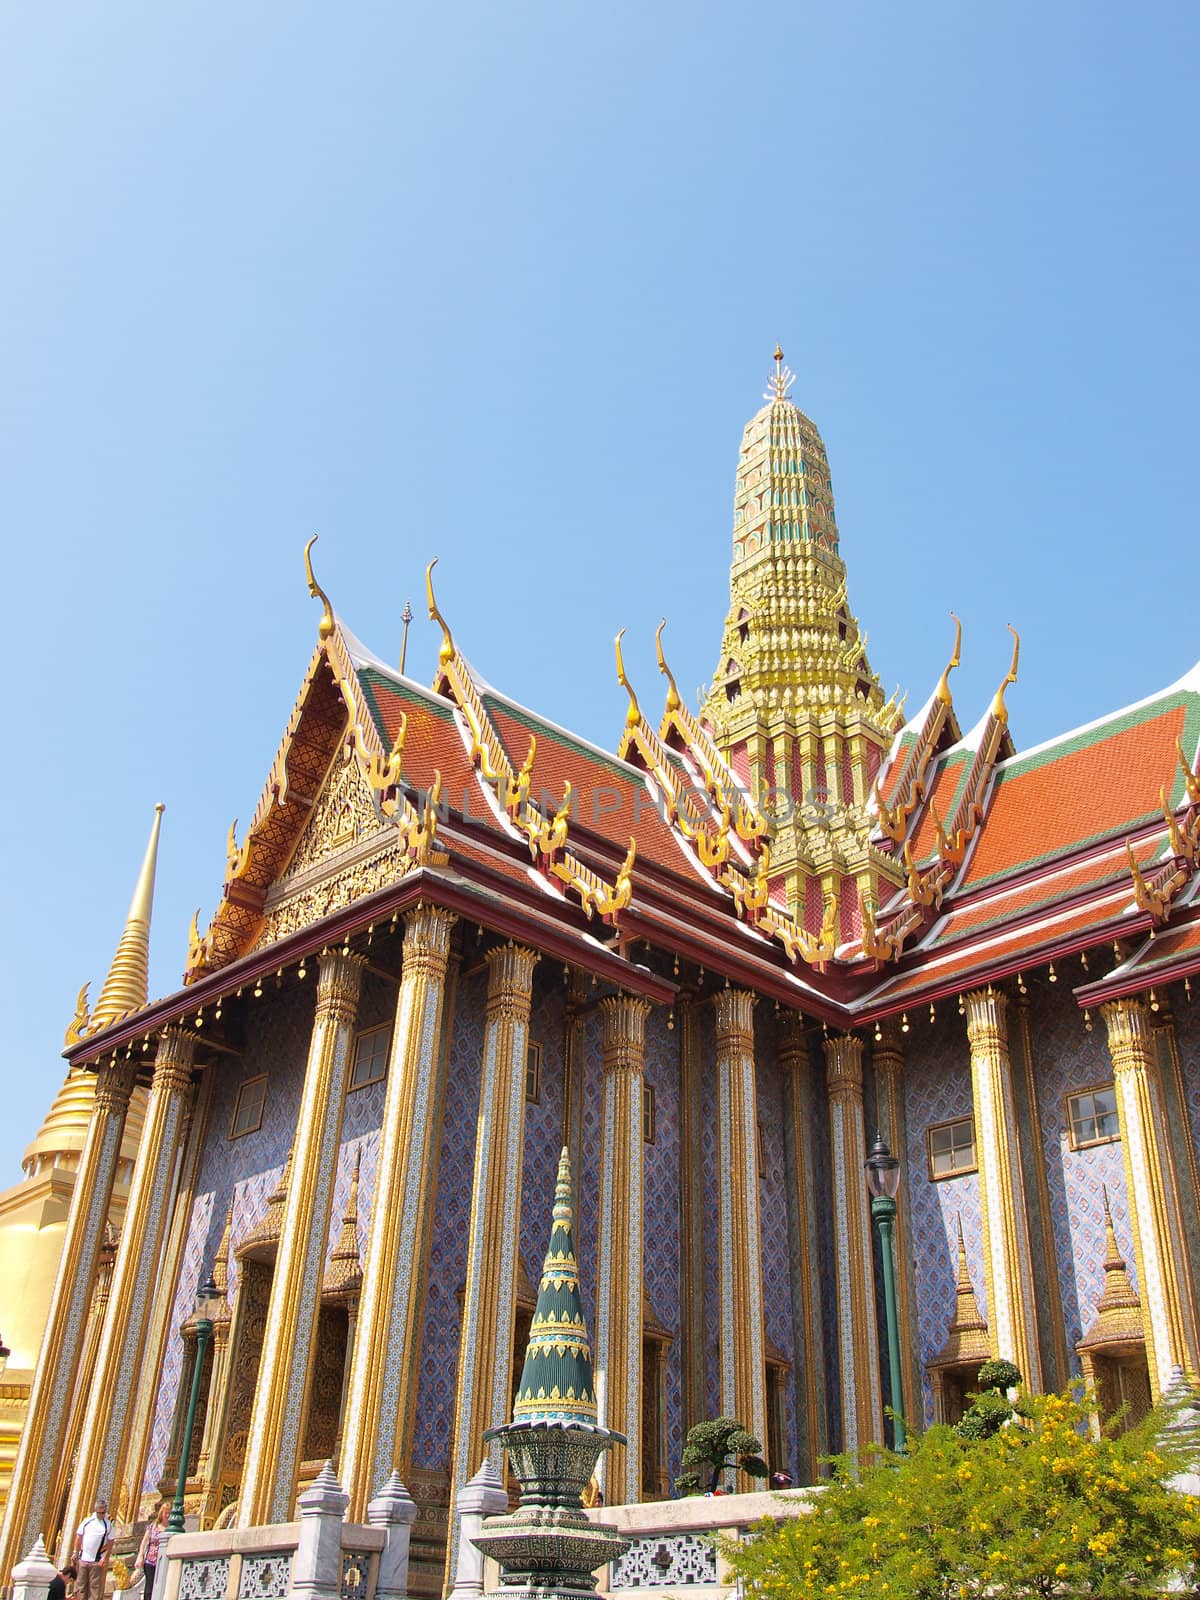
[304,536,335,642]
[614,629,642,732]
[764,342,795,403]
[991,624,1020,723]
[425,557,455,669]
[935,613,963,707]
[654,619,682,714]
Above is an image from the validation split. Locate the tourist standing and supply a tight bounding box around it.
[73,1499,113,1600]
[135,1502,169,1600]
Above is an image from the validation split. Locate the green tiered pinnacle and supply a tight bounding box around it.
[512,1147,597,1424]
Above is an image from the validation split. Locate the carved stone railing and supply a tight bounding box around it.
[159,1522,384,1600]
[476,1489,816,1599]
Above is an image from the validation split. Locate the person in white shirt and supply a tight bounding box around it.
[73,1498,113,1600]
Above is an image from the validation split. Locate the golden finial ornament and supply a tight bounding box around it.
[304,536,335,642]
[425,557,455,668]
[991,624,1020,723]
[764,343,796,403]
[654,619,682,714]
[399,598,413,675]
[65,982,91,1047]
[935,613,962,707]
[90,804,165,1033]
[1176,735,1200,805]
[614,629,643,731]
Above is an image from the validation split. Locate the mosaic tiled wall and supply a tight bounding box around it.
[697,1003,721,1418]
[1174,988,1200,1178]
[142,972,394,1493]
[642,1004,682,1479]
[410,963,486,1471]
[752,1010,796,1475]
[901,1012,985,1426]
[519,974,566,1292]
[1022,981,1133,1362]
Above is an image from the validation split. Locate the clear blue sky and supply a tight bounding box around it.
[2,2,1197,1181]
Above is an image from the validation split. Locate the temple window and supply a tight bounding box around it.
[765,1357,790,1479]
[229,1074,267,1139]
[350,1024,390,1091]
[642,1083,656,1144]
[1067,1084,1120,1149]
[524,1042,542,1104]
[641,1323,673,1499]
[927,1116,976,1180]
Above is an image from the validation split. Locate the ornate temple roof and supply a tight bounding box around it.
[59,376,1200,1067]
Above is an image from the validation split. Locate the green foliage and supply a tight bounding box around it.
[725,1386,1200,1598]
[675,1416,769,1494]
[956,1359,1026,1441]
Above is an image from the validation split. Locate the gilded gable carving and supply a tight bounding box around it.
[286,755,379,879]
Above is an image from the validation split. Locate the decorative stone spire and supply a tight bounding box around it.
[238,1148,293,1261]
[512,1147,597,1424]
[89,804,165,1032]
[1078,1187,1143,1350]
[700,358,902,932]
[934,1215,990,1369]
[324,1151,364,1299]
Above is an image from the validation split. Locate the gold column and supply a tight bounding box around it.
[779,1013,825,1479]
[65,1029,198,1531]
[445,943,538,1567]
[0,1060,135,1580]
[870,1023,922,1430]
[714,989,767,1454]
[824,1033,881,1453]
[596,994,651,1504]
[239,949,366,1525]
[1101,997,1198,1396]
[964,988,1041,1389]
[677,992,706,1435]
[340,903,458,1519]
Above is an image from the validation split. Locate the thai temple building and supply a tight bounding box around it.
[4,349,1200,1593]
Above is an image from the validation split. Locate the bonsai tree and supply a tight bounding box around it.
[956,1357,1025,1441]
[675,1416,768,1494]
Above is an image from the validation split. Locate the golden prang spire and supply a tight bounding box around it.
[87,803,165,1034]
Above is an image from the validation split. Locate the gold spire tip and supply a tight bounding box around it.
[304,535,335,642]
[765,344,795,403]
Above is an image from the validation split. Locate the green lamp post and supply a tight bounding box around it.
[167,1272,219,1534]
[864,1133,906,1453]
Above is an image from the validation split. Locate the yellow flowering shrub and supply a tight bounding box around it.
[725,1386,1200,1598]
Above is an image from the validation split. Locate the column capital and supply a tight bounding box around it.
[964,986,1009,1047]
[316,948,368,1019]
[402,902,458,972]
[1101,995,1154,1068]
[872,1019,906,1077]
[93,1058,136,1116]
[714,986,755,1049]
[483,942,539,1016]
[823,1033,864,1098]
[150,1025,198,1094]
[777,1008,808,1061]
[599,993,652,1073]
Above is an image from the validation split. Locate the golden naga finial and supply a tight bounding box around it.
[872,778,905,844]
[654,619,682,714]
[65,981,91,1047]
[818,885,840,956]
[425,557,455,669]
[1176,735,1200,805]
[304,536,335,642]
[991,624,1020,723]
[935,613,962,707]
[604,835,637,917]
[367,712,408,802]
[1162,785,1189,860]
[614,629,643,732]
[903,840,938,908]
[506,733,537,823]
[696,801,732,869]
[1126,839,1169,921]
[531,780,572,861]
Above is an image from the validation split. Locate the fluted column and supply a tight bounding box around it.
[870,1023,922,1431]
[341,904,458,1518]
[65,1028,198,1530]
[239,949,366,1525]
[1102,997,1198,1396]
[0,1061,135,1581]
[824,1034,881,1453]
[677,991,706,1437]
[446,943,538,1571]
[964,988,1041,1390]
[595,994,651,1504]
[714,989,767,1455]
[779,1013,825,1479]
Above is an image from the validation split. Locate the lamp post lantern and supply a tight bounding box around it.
[167,1272,219,1534]
[865,1133,906,1453]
